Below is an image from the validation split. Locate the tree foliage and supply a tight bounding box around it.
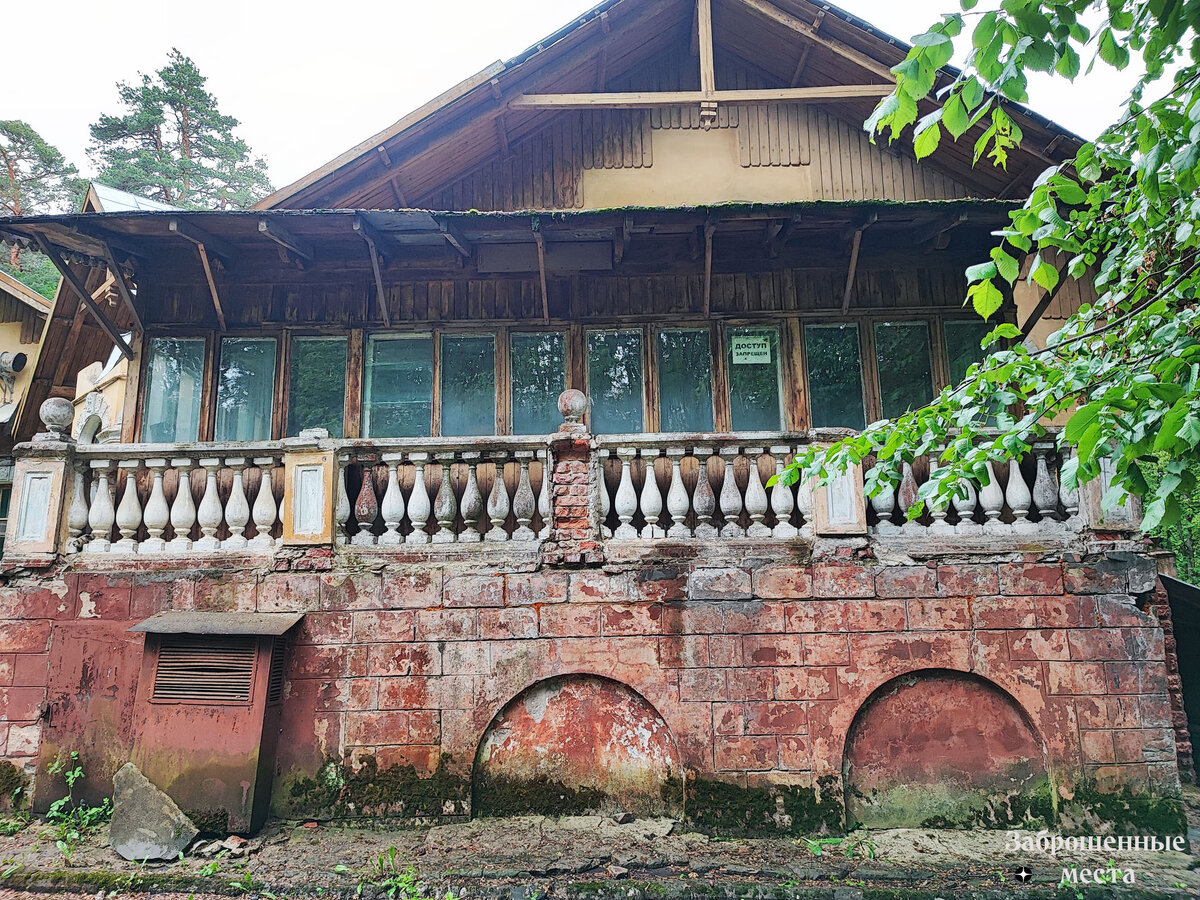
[782,0,1200,537]
[88,49,272,210]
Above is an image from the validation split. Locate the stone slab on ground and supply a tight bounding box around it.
[108,762,199,862]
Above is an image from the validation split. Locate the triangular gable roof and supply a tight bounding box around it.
[85,182,180,213]
[0,268,52,316]
[260,0,1083,211]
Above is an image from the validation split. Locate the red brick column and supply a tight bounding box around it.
[1149,579,1195,781]
[541,390,602,566]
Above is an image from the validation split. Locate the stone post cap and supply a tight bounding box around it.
[34,397,75,444]
[557,389,588,434]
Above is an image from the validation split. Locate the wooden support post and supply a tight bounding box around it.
[533,221,550,324]
[702,219,716,317]
[697,0,717,127]
[33,234,134,359]
[353,215,392,327]
[915,211,969,251]
[614,216,633,264]
[196,244,227,332]
[258,218,314,264]
[839,214,878,315]
[596,12,611,89]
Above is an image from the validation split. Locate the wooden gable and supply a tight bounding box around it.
[262,0,1080,212]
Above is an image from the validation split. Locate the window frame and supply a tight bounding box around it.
[583,326,649,435]
[284,332,351,438]
[652,324,718,434]
[507,326,570,436]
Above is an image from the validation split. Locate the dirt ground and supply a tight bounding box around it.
[1,787,1199,900]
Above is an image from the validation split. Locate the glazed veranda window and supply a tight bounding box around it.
[143,337,204,443]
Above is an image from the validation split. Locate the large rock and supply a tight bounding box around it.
[109,762,199,861]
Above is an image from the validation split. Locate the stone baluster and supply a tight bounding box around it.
[250,457,278,549]
[979,460,1006,533]
[927,457,953,533]
[639,450,665,539]
[796,471,814,539]
[743,448,771,538]
[512,450,537,541]
[1007,458,1034,533]
[769,446,798,539]
[84,460,115,553]
[406,453,432,544]
[665,447,691,538]
[432,453,458,544]
[718,448,745,538]
[612,448,638,540]
[66,462,90,553]
[335,456,351,545]
[599,454,613,538]
[952,474,981,535]
[1060,452,1082,528]
[194,458,224,551]
[351,462,379,547]
[168,458,196,551]
[1031,448,1060,521]
[897,462,920,533]
[692,447,717,539]
[223,458,251,550]
[141,459,170,552]
[870,474,899,535]
[113,460,143,553]
[460,453,484,543]
[485,456,510,542]
[377,454,405,546]
[537,450,552,540]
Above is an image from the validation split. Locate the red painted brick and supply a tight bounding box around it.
[841,599,907,632]
[320,574,382,610]
[774,667,838,701]
[443,575,504,608]
[726,668,774,700]
[192,575,256,612]
[345,710,440,747]
[317,677,378,711]
[906,598,970,630]
[379,570,441,609]
[0,654,14,686]
[714,735,776,771]
[784,600,845,633]
[1065,564,1127,595]
[1067,628,1133,661]
[937,564,998,596]
[366,642,441,677]
[372,744,441,774]
[1106,661,1167,695]
[351,611,416,643]
[747,701,807,734]
[0,687,46,721]
[708,634,743,667]
[1035,595,1097,628]
[713,702,747,735]
[602,603,663,636]
[75,574,133,619]
[999,563,1063,596]
[414,609,476,641]
[505,572,568,606]
[1095,596,1154,628]
[0,621,51,654]
[723,602,785,635]
[690,568,752,600]
[1080,729,1116,764]
[875,566,937,599]
[129,576,193,618]
[442,642,490,676]
[298,612,353,645]
[633,570,687,604]
[1046,661,1108,695]
[570,571,632,603]
[778,735,811,770]
[539,604,600,638]
[658,635,709,669]
[1008,629,1069,661]
[258,574,321,612]
[0,583,74,619]
[803,633,851,666]
[812,563,875,598]
[971,596,1037,629]
[478,607,538,640]
[743,634,801,667]
[378,677,438,710]
[753,566,813,600]
[680,668,726,701]
[1113,728,1171,764]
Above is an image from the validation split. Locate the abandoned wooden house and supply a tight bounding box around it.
[0,0,1190,835]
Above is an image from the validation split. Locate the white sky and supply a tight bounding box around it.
[5,0,1138,193]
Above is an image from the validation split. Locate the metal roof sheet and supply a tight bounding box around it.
[129,611,304,636]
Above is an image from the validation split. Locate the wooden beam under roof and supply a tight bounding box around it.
[790,11,825,85]
[258,218,314,264]
[509,84,894,109]
[88,232,144,334]
[168,219,228,330]
[702,217,717,316]
[167,218,236,267]
[532,221,550,323]
[438,220,472,259]
[353,215,392,327]
[32,233,134,360]
[697,0,717,127]
[840,212,878,314]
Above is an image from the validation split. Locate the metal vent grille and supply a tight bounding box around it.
[152,636,257,704]
[266,639,287,705]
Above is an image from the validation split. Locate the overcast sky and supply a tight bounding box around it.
[6,0,1137,193]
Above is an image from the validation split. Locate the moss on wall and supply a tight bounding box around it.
[684,776,843,837]
[281,754,469,821]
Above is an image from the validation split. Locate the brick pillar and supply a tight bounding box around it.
[542,390,602,566]
[1149,578,1195,782]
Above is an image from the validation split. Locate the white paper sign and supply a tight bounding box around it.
[731,335,771,365]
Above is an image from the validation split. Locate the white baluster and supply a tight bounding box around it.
[1060,451,1082,528]
[141,459,170,552]
[1008,458,1035,533]
[537,450,552,540]
[979,460,1007,534]
[250,457,279,549]
[485,456,510,542]
[432,454,458,544]
[1032,448,1060,520]
[223,458,250,550]
[335,456,351,545]
[194,457,224,551]
[639,451,665,539]
[870,471,899,535]
[66,462,90,553]
[84,461,114,553]
[897,461,921,534]
[168,458,196,551]
[512,450,537,541]
[952,474,981,535]
[599,453,613,538]
[928,457,953,534]
[796,472,814,539]
[613,448,638,540]
[406,453,432,544]
[718,448,744,538]
[113,460,143,553]
[666,448,691,538]
[743,448,771,538]
[770,446,798,539]
[374,454,403,546]
[460,453,484,543]
[693,447,717,539]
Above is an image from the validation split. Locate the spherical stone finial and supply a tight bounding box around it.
[557,389,588,426]
[39,397,75,441]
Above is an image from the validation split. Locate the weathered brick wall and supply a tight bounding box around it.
[0,548,1182,824]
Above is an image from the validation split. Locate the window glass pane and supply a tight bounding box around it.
[288,337,347,437]
[511,331,566,435]
[441,334,496,436]
[365,335,433,438]
[805,324,865,430]
[874,322,934,419]
[658,329,713,432]
[215,338,277,442]
[944,320,994,385]
[587,329,643,434]
[143,337,205,443]
[728,326,782,431]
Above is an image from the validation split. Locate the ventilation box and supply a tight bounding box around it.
[129,611,303,834]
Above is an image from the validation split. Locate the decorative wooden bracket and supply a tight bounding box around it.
[353,215,392,328]
[258,218,314,267]
[74,224,144,333]
[168,219,229,331]
[438,221,472,259]
[839,212,878,314]
[702,217,718,316]
[33,233,134,359]
[614,216,633,264]
[532,219,550,324]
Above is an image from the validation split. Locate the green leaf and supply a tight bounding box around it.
[968,279,1004,319]
[912,30,953,47]
[984,322,1022,344]
[1053,177,1087,205]
[1031,259,1060,292]
[991,247,1021,283]
[914,122,942,157]
[1065,402,1104,443]
[965,260,998,282]
[943,94,970,138]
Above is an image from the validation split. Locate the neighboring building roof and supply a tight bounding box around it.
[86,182,180,213]
[0,268,52,315]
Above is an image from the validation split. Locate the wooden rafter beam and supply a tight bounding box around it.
[509,85,894,109]
[352,215,396,265]
[697,0,717,126]
[168,219,227,331]
[614,216,633,265]
[32,233,134,360]
[702,218,717,317]
[596,12,610,90]
[915,211,969,250]
[839,213,878,315]
[167,218,235,268]
[532,222,550,324]
[790,11,825,85]
[736,0,897,83]
[258,218,314,264]
[438,221,472,259]
[353,215,392,328]
[74,224,144,333]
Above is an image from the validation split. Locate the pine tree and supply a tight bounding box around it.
[0,119,84,295]
[89,49,273,210]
